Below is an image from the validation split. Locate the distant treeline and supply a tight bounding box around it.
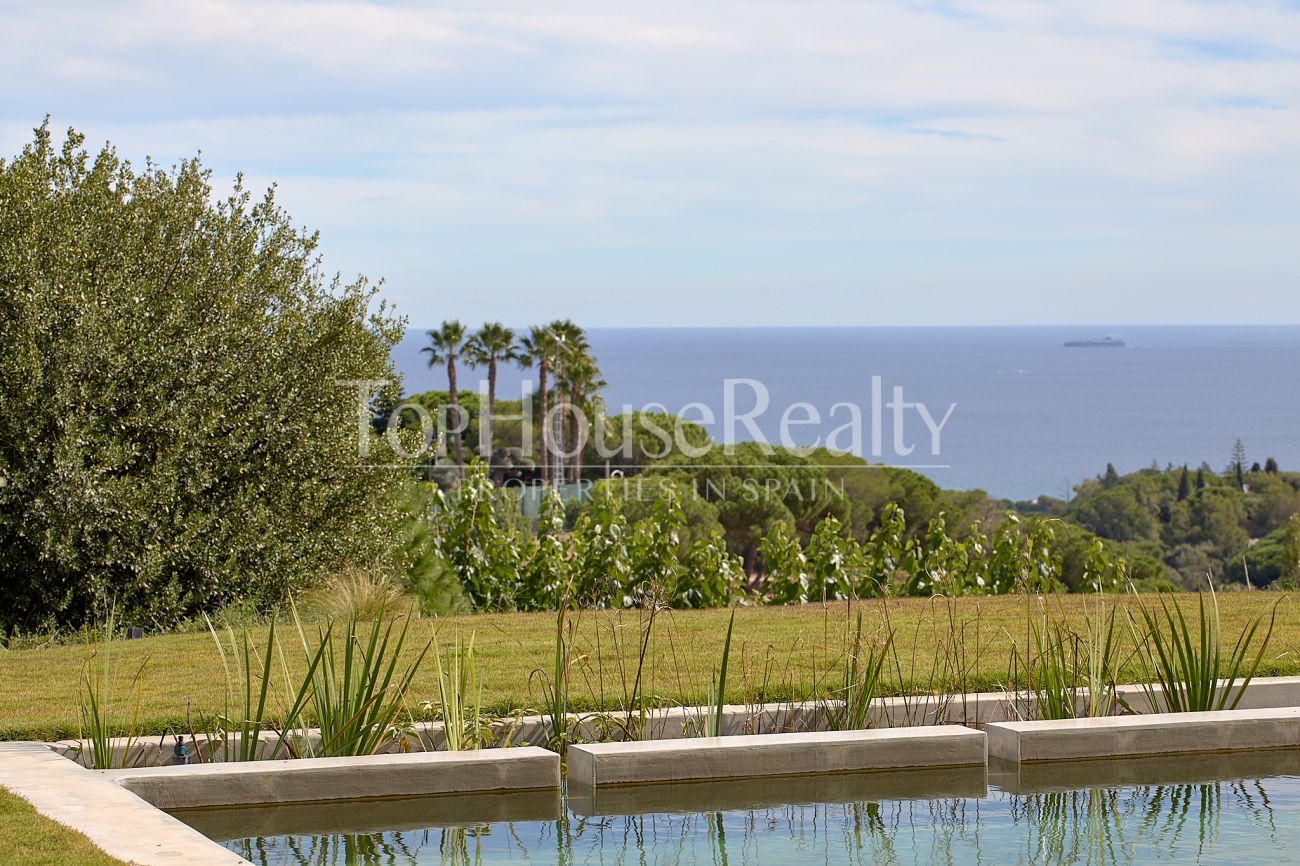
[1023,453,1300,590]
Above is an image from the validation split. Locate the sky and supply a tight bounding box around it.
[3,0,1300,327]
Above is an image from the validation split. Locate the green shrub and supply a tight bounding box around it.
[0,123,412,633]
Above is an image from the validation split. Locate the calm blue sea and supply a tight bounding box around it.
[391,326,1300,501]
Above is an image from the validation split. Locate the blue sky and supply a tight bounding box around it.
[3,0,1300,327]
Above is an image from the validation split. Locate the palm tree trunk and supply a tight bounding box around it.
[485,356,497,459]
[554,389,567,488]
[538,361,549,484]
[448,356,463,471]
[569,384,581,484]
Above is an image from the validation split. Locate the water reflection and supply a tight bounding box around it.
[998,748,1297,865]
[1009,778,1283,865]
[189,752,1300,866]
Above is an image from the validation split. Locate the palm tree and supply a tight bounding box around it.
[551,322,603,485]
[518,324,562,484]
[561,352,606,484]
[465,322,518,458]
[421,320,468,470]
[548,321,585,485]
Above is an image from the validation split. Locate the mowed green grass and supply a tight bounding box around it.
[2,594,1298,742]
[0,788,129,866]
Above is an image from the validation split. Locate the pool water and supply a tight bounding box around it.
[177,750,1300,865]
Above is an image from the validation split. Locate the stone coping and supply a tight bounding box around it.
[568,725,986,789]
[106,747,561,810]
[986,707,1300,763]
[0,742,251,866]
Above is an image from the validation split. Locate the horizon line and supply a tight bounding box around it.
[402,322,1300,332]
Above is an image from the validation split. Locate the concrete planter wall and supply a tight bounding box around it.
[106,747,561,810]
[987,707,1300,763]
[568,726,986,789]
[50,675,1300,768]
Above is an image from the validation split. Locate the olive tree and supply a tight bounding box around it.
[0,123,413,632]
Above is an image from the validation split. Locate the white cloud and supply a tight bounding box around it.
[3,0,1300,325]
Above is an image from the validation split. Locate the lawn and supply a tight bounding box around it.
[2,593,1297,743]
[0,787,129,866]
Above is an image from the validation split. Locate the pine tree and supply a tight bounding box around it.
[1103,463,1120,488]
[1266,457,1280,474]
[1196,467,1207,490]
[1177,465,1191,501]
[1227,439,1248,486]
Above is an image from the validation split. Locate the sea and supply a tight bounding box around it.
[390,326,1300,502]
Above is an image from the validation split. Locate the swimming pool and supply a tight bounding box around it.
[176,749,1300,865]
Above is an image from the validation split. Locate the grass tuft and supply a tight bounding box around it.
[1127,581,1279,713]
[76,611,148,769]
[295,607,432,757]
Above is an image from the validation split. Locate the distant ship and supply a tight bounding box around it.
[1064,336,1125,348]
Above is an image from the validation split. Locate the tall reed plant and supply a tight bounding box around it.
[825,606,890,730]
[1013,594,1123,721]
[581,601,664,742]
[532,589,583,753]
[1080,592,1123,718]
[434,632,482,751]
[703,609,736,737]
[77,610,149,769]
[619,601,661,740]
[880,596,965,726]
[205,612,328,761]
[207,613,278,761]
[1022,616,1076,721]
[1127,582,1278,713]
[296,608,432,757]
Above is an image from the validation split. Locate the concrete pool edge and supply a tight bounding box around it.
[986,706,1300,763]
[567,725,987,788]
[104,747,561,810]
[0,741,252,866]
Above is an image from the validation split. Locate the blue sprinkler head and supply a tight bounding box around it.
[171,735,191,766]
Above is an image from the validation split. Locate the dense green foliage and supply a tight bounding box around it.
[427,463,743,610]
[1029,461,1300,588]
[423,461,1129,611]
[0,124,415,633]
[329,318,1300,607]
